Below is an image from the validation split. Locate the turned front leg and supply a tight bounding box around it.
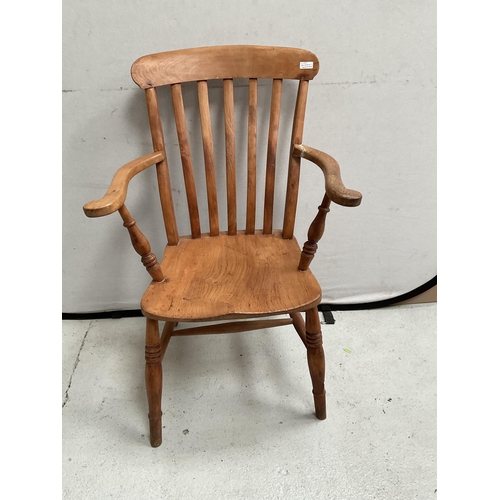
[305,307,326,420]
[299,194,331,271]
[145,318,163,447]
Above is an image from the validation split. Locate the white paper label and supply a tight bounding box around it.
[300,61,314,69]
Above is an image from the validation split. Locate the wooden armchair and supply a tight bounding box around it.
[83,45,362,448]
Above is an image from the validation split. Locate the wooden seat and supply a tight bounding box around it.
[83,45,362,448]
[141,232,322,321]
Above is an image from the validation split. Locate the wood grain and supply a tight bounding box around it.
[197,80,220,236]
[172,318,293,336]
[263,79,283,234]
[145,318,163,447]
[118,205,165,282]
[224,79,237,235]
[283,80,309,239]
[160,321,175,362]
[145,87,179,245]
[81,46,365,448]
[289,312,307,347]
[141,232,322,321]
[298,194,331,271]
[305,307,326,420]
[83,151,164,217]
[171,83,201,238]
[131,45,319,88]
[246,78,258,234]
[293,144,362,207]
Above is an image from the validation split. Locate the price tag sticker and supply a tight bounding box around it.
[300,61,314,69]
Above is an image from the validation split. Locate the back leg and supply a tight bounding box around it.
[289,312,307,347]
[305,307,326,419]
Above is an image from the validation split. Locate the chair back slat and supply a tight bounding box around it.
[137,47,320,241]
[245,78,258,235]
[223,79,237,235]
[283,80,309,239]
[171,83,201,239]
[145,88,179,245]
[263,79,283,234]
[197,81,220,236]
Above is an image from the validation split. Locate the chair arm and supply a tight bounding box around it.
[293,144,362,207]
[83,151,165,217]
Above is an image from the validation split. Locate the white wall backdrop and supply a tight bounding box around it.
[63,0,436,313]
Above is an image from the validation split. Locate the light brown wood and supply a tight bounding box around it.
[145,318,163,447]
[197,80,220,236]
[131,46,319,88]
[289,312,307,347]
[293,144,362,270]
[118,205,165,282]
[141,232,322,321]
[293,144,362,207]
[83,46,365,448]
[263,79,283,234]
[224,79,237,235]
[145,88,179,245]
[83,151,164,217]
[305,307,326,420]
[246,78,258,234]
[283,80,309,239]
[160,321,175,362]
[171,83,201,238]
[173,318,293,336]
[299,194,331,271]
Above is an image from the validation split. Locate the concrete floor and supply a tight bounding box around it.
[62,304,436,499]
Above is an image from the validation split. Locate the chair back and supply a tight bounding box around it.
[131,45,320,244]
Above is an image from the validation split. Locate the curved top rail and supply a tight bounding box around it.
[131,45,319,88]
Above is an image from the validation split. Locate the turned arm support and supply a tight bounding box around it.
[83,151,165,217]
[293,144,362,271]
[298,194,330,271]
[293,144,362,207]
[118,205,165,282]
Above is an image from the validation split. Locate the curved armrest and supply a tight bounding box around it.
[293,144,362,207]
[83,151,165,217]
